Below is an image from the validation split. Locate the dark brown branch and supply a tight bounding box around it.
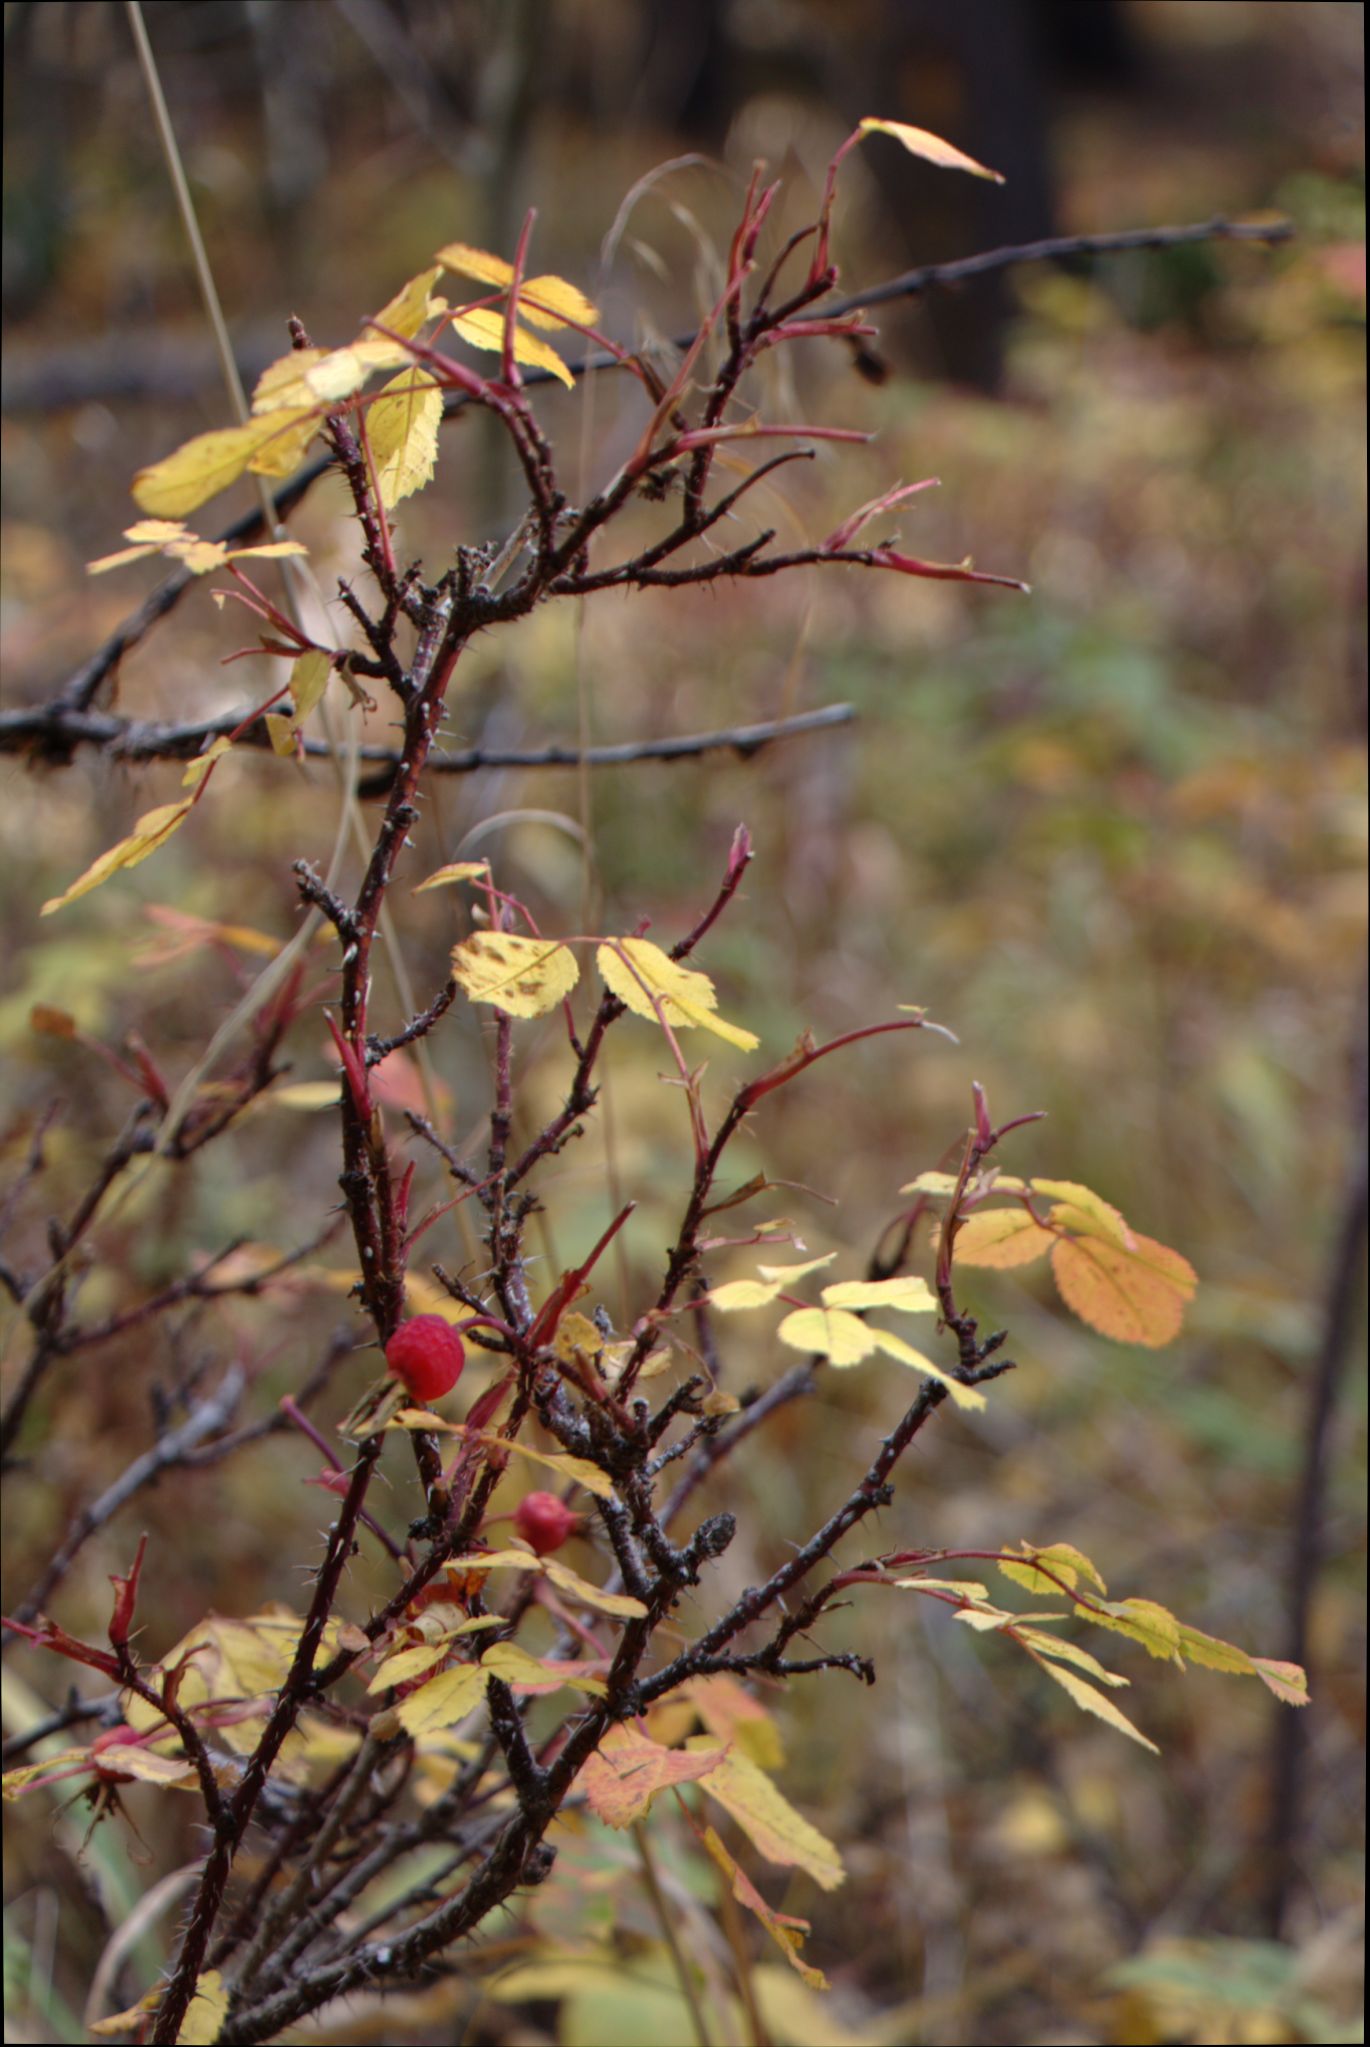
[1,698,856,776]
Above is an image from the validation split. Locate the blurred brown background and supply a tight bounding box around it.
[2,3,1365,2042]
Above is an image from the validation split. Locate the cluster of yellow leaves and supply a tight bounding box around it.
[447,926,759,1052]
[897,1540,1309,1755]
[127,245,597,521]
[708,1252,986,1407]
[907,1171,1198,1346]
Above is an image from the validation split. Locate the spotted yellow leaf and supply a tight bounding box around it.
[451,930,579,1017]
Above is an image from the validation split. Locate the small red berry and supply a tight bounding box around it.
[514,1491,579,1556]
[385,1316,466,1403]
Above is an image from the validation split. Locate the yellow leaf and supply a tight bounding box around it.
[1173,1623,1257,1677]
[269,1080,340,1108]
[1014,1630,1129,1687]
[820,1275,935,1312]
[776,1304,875,1365]
[691,1742,845,1891]
[433,241,517,290]
[858,117,1005,184]
[596,937,758,1050]
[290,649,331,721]
[1030,1180,1134,1248]
[178,1969,229,2045]
[413,859,491,893]
[517,272,600,331]
[1050,1230,1197,1347]
[365,368,443,508]
[894,1576,990,1599]
[899,1170,960,1195]
[451,930,579,1017]
[369,265,447,340]
[998,1541,1108,1598]
[1083,1598,1183,1663]
[481,1642,608,1694]
[709,1254,836,1310]
[41,799,194,914]
[252,347,330,412]
[435,242,599,329]
[450,307,575,387]
[245,405,323,478]
[366,1641,449,1693]
[868,1327,987,1409]
[950,1208,1056,1268]
[394,1662,487,1736]
[133,422,275,517]
[1028,1653,1160,1753]
[181,736,233,789]
[541,1557,647,1618]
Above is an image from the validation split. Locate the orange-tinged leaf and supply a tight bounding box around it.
[690,1742,845,1891]
[451,930,579,1017]
[1252,1658,1310,1706]
[365,368,442,508]
[951,1208,1056,1268]
[858,116,1005,184]
[29,1004,77,1037]
[684,1674,785,1771]
[577,1726,722,1827]
[698,1824,828,1990]
[394,1661,486,1736]
[1028,1652,1160,1752]
[1050,1230,1197,1347]
[597,937,759,1050]
[41,799,194,914]
[450,307,575,387]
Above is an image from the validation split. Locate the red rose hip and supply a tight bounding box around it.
[514,1491,579,1556]
[385,1316,466,1403]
